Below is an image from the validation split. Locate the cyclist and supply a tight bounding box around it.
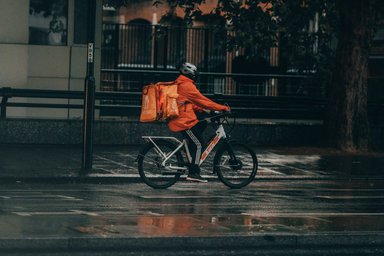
[168,62,230,182]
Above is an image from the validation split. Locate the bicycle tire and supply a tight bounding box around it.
[214,141,258,188]
[137,140,184,189]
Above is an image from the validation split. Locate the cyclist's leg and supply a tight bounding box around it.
[182,121,207,166]
[181,122,207,182]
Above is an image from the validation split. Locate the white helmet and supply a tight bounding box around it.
[179,62,199,79]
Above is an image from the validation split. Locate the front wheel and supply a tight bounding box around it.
[214,142,258,188]
[137,140,184,189]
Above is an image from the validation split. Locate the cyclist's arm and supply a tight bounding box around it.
[192,104,204,112]
[184,85,229,112]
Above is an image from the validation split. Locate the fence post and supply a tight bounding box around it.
[153,25,159,69]
[82,0,96,171]
[204,28,209,71]
[1,87,10,120]
[163,26,168,69]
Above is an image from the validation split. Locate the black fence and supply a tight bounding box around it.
[100,69,323,97]
[0,87,137,120]
[98,23,384,121]
[101,23,326,98]
[3,24,378,121]
[2,87,383,122]
[0,87,325,120]
[102,24,229,72]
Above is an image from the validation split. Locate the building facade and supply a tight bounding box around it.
[0,0,103,119]
[1,0,382,120]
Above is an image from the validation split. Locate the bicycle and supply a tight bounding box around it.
[136,112,258,189]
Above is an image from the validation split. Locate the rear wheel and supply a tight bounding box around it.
[137,140,184,189]
[214,142,257,188]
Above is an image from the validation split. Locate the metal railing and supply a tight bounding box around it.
[100,69,326,97]
[1,86,383,121]
[0,87,139,120]
[102,24,231,72]
[100,23,327,97]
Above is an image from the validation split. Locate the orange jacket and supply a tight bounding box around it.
[168,75,229,132]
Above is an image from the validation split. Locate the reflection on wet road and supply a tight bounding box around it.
[0,179,383,239]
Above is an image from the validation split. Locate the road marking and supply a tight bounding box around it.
[139,195,228,199]
[70,210,99,216]
[92,166,116,174]
[258,167,287,175]
[87,173,139,178]
[242,212,384,217]
[117,153,137,160]
[13,211,79,216]
[0,194,82,200]
[56,195,83,201]
[316,195,384,199]
[13,210,99,217]
[94,155,133,168]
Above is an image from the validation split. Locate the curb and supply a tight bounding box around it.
[1,175,384,184]
[0,233,383,255]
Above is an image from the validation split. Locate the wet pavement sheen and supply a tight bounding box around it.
[0,179,383,239]
[0,145,383,254]
[0,145,384,180]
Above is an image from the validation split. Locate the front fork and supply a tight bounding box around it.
[212,139,237,174]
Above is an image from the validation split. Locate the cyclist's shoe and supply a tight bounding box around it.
[187,173,208,183]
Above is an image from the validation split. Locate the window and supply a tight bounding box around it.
[74,0,90,44]
[29,0,68,45]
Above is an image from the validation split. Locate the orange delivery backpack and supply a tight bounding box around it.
[139,81,179,122]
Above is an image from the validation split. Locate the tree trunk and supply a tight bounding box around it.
[326,0,377,152]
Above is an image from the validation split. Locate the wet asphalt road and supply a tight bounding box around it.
[0,145,384,255]
[2,179,384,237]
[0,179,384,255]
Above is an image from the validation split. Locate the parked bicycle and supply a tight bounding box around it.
[137,112,258,189]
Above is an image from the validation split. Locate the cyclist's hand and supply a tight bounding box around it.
[202,109,211,114]
[218,107,231,115]
[202,109,219,115]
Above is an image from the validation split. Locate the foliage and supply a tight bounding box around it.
[272,0,338,92]
[154,0,338,78]
[162,0,205,24]
[102,0,379,81]
[102,0,384,151]
[103,0,136,7]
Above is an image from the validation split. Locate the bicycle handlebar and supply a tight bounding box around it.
[203,110,232,123]
[196,107,235,134]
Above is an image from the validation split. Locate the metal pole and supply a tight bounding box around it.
[82,0,96,171]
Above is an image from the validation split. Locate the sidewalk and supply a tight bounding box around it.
[0,144,383,181]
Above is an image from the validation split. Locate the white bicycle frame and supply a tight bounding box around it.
[142,123,227,169]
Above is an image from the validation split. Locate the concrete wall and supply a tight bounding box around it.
[2,119,383,149]
[0,119,325,147]
[0,0,102,119]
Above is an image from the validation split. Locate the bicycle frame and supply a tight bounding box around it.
[138,113,258,189]
[142,123,227,168]
[199,124,226,165]
[141,136,187,171]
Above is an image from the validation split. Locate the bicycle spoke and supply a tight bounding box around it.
[138,140,184,189]
[215,142,258,188]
